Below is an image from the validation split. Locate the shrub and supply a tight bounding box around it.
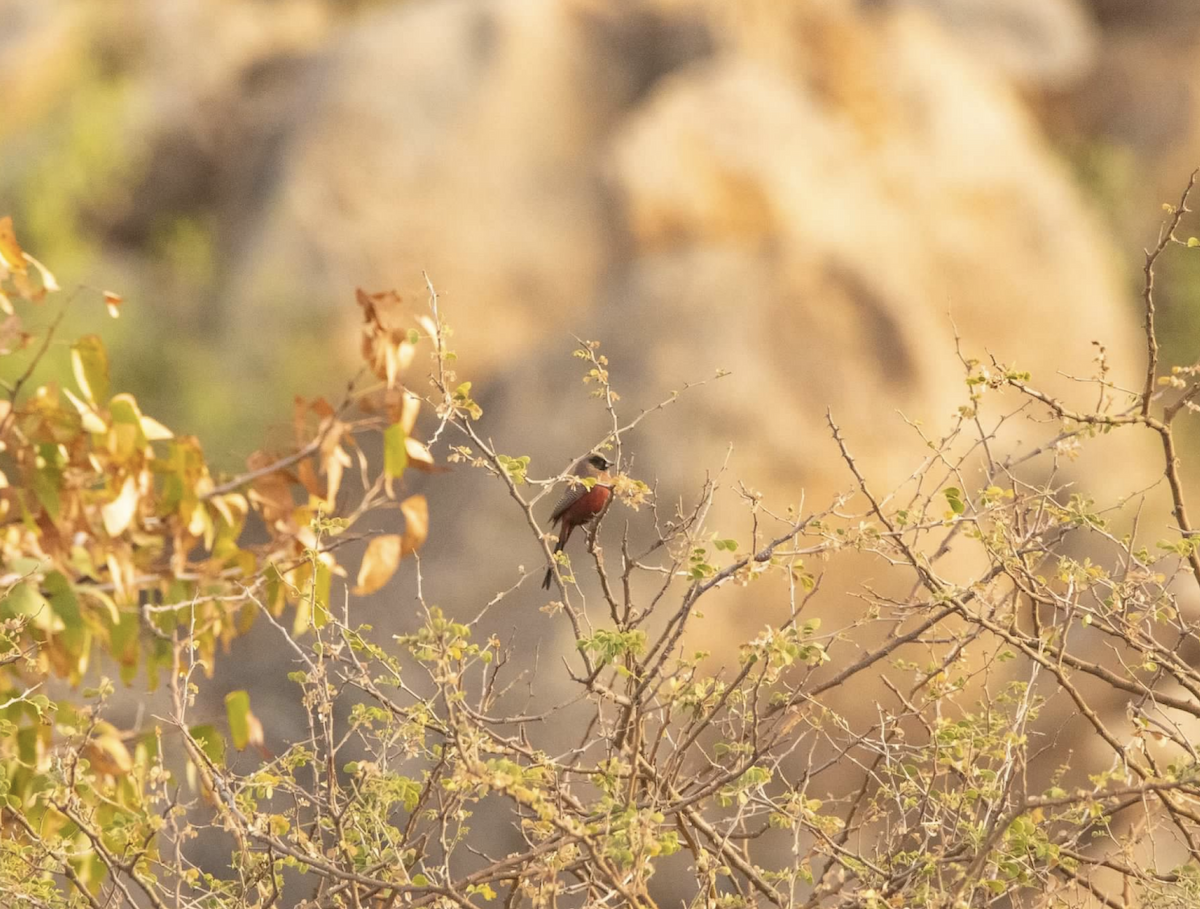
[4,173,1200,908]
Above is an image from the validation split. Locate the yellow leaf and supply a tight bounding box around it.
[140,414,173,441]
[79,586,120,625]
[0,313,26,354]
[23,252,59,292]
[246,711,266,755]
[210,493,248,528]
[321,439,352,508]
[225,690,266,753]
[101,475,139,537]
[399,390,421,433]
[105,552,133,605]
[384,423,407,480]
[71,335,110,407]
[83,723,133,776]
[353,534,403,595]
[0,216,25,274]
[63,387,107,433]
[401,494,429,556]
[246,450,295,526]
[405,436,436,470]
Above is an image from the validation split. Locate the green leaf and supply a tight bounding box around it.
[496,454,531,485]
[467,883,497,901]
[1189,237,1200,248]
[452,382,483,420]
[225,690,251,750]
[71,335,110,406]
[943,487,965,515]
[191,724,226,766]
[31,464,61,521]
[312,561,332,630]
[0,583,49,625]
[384,423,408,479]
[43,571,85,658]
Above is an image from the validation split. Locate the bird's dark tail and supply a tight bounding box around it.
[542,531,568,590]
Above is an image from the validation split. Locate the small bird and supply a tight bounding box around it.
[542,453,614,589]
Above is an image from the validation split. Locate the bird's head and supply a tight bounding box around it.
[587,454,613,472]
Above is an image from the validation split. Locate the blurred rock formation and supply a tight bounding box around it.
[2,0,1195,858]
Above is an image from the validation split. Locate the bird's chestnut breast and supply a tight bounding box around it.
[574,484,612,517]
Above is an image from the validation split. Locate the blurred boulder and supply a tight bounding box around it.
[231,0,1146,504]
[914,0,1098,88]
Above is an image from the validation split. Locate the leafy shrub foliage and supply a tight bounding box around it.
[4,174,1200,908]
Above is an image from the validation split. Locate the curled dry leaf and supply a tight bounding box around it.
[298,457,325,500]
[246,451,296,527]
[319,419,352,508]
[101,474,139,537]
[0,216,25,280]
[353,534,403,595]
[82,722,133,777]
[404,436,439,472]
[388,388,421,433]
[352,494,428,595]
[23,253,58,293]
[63,387,107,433]
[225,690,268,756]
[0,313,29,355]
[357,288,417,389]
[71,335,110,407]
[246,711,267,757]
[0,217,45,301]
[140,414,173,441]
[402,396,422,433]
[400,493,429,556]
[209,493,249,529]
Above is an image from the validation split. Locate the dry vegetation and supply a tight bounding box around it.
[5,174,1200,908]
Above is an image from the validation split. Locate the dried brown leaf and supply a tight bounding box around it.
[400,494,429,556]
[353,534,403,595]
[0,216,25,276]
[246,451,295,526]
[101,475,139,537]
[103,290,123,318]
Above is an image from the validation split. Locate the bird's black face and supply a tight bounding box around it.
[588,454,612,471]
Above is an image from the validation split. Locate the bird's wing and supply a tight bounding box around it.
[549,485,588,523]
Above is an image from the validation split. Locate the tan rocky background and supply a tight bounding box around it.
[5,0,1200,881]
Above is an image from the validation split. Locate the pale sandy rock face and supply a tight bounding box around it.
[230,0,717,378]
[913,0,1099,88]
[215,0,1163,682]
[235,0,1140,439]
